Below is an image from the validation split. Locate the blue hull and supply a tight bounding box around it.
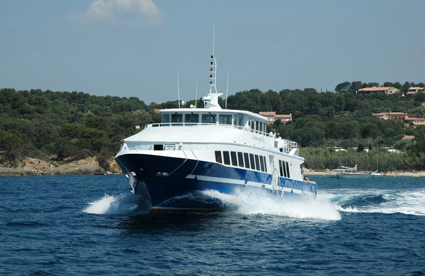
[115,154,317,210]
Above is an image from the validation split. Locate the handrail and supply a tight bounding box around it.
[146,122,271,136]
[144,122,297,151]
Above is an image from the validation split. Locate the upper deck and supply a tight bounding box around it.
[133,107,298,155]
[158,107,268,134]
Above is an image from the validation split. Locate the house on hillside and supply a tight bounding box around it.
[406,87,425,96]
[387,149,403,154]
[372,112,408,121]
[356,87,400,95]
[259,112,293,125]
[404,117,425,127]
[402,135,415,140]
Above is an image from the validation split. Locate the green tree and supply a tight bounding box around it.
[335,81,350,92]
[402,81,411,94]
[349,81,363,95]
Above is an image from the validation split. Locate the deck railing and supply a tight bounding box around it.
[144,122,297,152]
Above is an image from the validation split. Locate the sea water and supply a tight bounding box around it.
[1,175,424,275]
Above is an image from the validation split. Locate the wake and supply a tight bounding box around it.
[329,188,425,216]
[83,193,150,215]
[201,189,341,221]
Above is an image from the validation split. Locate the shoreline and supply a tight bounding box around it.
[2,168,424,178]
[1,157,423,177]
[304,169,425,177]
[0,167,119,177]
[0,156,121,177]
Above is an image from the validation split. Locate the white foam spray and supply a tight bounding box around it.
[363,190,425,216]
[83,193,149,215]
[327,188,425,216]
[201,189,341,221]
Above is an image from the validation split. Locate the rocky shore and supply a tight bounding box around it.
[0,157,121,177]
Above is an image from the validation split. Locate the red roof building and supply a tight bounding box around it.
[406,87,425,96]
[357,87,400,95]
[372,112,408,121]
[259,112,292,124]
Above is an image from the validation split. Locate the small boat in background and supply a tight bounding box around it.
[332,165,371,179]
[371,142,385,177]
[371,171,385,177]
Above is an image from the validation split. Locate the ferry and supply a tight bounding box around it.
[115,51,317,213]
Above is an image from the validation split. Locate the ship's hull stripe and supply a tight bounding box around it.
[185,174,304,194]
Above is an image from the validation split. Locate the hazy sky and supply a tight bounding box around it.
[1,0,424,104]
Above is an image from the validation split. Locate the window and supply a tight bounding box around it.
[154,144,164,151]
[202,114,216,124]
[255,155,260,171]
[279,161,291,178]
[231,151,238,166]
[279,161,282,176]
[244,153,250,168]
[285,162,290,178]
[162,114,170,123]
[263,156,267,172]
[215,151,222,163]
[279,160,285,177]
[260,156,265,172]
[249,154,255,170]
[185,113,198,123]
[223,151,230,165]
[237,152,244,168]
[171,113,182,123]
[219,115,232,125]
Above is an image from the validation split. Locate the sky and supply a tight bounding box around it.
[1,0,424,104]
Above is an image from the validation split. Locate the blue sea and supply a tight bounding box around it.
[1,175,424,275]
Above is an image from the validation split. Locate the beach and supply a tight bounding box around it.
[303,168,425,177]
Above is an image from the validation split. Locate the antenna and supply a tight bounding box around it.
[195,84,198,107]
[225,71,229,109]
[202,22,224,110]
[213,22,215,57]
[209,22,217,95]
[177,71,180,108]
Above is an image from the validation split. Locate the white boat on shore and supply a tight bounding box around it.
[329,165,371,179]
[371,171,385,177]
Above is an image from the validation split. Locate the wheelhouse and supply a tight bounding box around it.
[159,109,268,133]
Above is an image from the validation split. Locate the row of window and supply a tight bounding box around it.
[161,113,267,133]
[279,160,291,178]
[215,151,268,173]
[163,113,233,125]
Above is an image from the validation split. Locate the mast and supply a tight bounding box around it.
[376,141,379,172]
[202,22,223,109]
[209,22,217,95]
[177,71,180,108]
[225,71,229,109]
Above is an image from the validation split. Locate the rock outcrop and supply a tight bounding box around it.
[0,156,121,176]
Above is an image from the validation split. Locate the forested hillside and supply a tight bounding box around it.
[1,82,425,171]
[0,89,158,168]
